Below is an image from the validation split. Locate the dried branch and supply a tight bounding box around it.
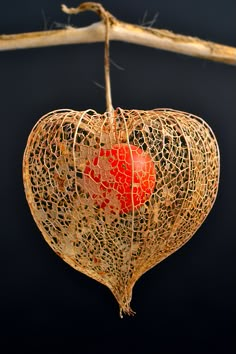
[0,2,235,65]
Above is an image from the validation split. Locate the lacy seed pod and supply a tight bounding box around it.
[23,107,220,316]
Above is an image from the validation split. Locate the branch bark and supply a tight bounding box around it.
[0,3,235,65]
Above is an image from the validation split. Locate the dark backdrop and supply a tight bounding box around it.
[1,0,235,352]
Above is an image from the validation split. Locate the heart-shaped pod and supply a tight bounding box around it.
[23,107,220,316]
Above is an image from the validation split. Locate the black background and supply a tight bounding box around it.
[1,0,235,351]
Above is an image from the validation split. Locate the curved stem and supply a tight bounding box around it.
[62,2,113,112]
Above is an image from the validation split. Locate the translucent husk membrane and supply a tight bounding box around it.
[23,107,220,316]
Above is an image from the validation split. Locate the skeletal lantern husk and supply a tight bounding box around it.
[23,107,220,316]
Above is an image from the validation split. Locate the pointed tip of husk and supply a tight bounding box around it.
[119,306,136,318]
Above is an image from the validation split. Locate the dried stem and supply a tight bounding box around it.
[62,3,113,112]
[0,2,235,66]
